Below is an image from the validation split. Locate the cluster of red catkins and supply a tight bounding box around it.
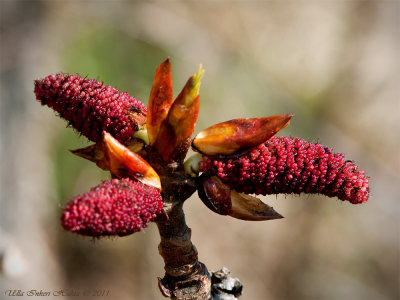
[34,70,369,237]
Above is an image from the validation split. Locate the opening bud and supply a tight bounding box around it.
[153,65,204,162]
[192,114,293,155]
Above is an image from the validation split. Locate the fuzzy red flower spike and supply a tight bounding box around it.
[197,136,369,205]
[61,178,162,237]
[34,74,147,143]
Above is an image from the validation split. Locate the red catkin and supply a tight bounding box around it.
[34,74,147,143]
[199,136,369,204]
[61,178,163,237]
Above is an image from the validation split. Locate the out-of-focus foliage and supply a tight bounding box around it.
[1,1,398,299]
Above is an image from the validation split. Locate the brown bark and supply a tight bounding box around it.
[148,148,211,299]
[156,203,211,299]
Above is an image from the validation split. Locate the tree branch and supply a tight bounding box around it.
[156,202,211,299]
[149,148,211,299]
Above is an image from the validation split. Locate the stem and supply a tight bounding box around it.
[157,202,198,276]
[156,202,211,299]
[149,148,211,299]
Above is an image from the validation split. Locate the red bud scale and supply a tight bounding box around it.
[34,74,147,143]
[199,136,369,204]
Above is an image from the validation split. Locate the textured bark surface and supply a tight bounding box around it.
[149,148,212,299]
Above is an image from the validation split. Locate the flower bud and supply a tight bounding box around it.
[34,74,147,143]
[61,178,163,237]
[192,114,293,155]
[197,175,232,215]
[199,136,369,204]
[197,175,283,221]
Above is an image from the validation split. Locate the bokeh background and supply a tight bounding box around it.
[1,1,398,299]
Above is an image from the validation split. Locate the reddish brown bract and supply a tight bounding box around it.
[199,136,369,204]
[192,114,293,155]
[147,58,173,145]
[34,74,147,143]
[61,178,163,237]
[102,132,162,190]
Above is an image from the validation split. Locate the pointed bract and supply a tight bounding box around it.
[103,132,161,190]
[192,114,293,155]
[229,191,283,221]
[147,59,173,145]
[70,143,107,170]
[70,138,146,171]
[154,66,204,162]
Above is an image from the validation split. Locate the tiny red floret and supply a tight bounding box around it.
[34,74,147,143]
[199,136,369,204]
[61,178,163,237]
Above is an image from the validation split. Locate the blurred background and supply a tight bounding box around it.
[0,1,398,299]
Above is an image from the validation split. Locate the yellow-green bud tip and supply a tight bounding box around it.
[132,125,150,145]
[184,153,203,177]
[190,64,205,99]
